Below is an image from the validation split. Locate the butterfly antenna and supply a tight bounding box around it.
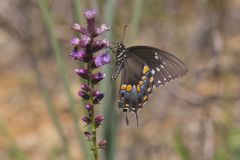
[121,25,128,43]
[125,112,129,126]
[135,112,139,127]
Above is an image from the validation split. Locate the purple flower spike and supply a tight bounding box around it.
[95,115,104,126]
[91,72,105,84]
[78,91,90,100]
[98,140,107,149]
[84,131,93,140]
[81,84,90,91]
[85,104,93,110]
[75,68,90,79]
[92,39,110,52]
[70,50,87,60]
[94,53,111,67]
[96,24,111,35]
[82,116,91,124]
[79,35,91,47]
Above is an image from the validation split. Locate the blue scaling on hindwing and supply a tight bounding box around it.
[118,65,155,113]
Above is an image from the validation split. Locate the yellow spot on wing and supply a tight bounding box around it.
[142,76,147,80]
[143,96,148,101]
[150,77,154,83]
[143,65,150,74]
[137,85,141,93]
[126,85,132,92]
[121,84,127,90]
[147,87,152,92]
[139,81,144,86]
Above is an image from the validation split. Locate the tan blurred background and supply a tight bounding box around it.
[0,0,240,160]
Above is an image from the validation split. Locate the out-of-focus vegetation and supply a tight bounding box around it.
[0,0,240,160]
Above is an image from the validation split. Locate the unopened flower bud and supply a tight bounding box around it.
[93,93,104,104]
[82,116,91,124]
[98,140,107,149]
[78,91,90,100]
[96,24,111,35]
[81,84,90,91]
[84,131,93,140]
[75,68,90,79]
[95,115,104,126]
[85,104,93,110]
[92,39,110,52]
[91,72,105,84]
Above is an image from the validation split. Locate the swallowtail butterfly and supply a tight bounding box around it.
[111,26,187,125]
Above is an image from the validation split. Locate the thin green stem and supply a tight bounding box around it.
[38,0,87,157]
[85,38,98,160]
[102,1,118,160]
[130,0,144,44]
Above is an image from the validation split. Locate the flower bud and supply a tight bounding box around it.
[81,84,90,91]
[94,53,111,67]
[92,39,110,52]
[96,24,111,35]
[91,72,105,84]
[85,104,93,110]
[78,91,90,100]
[93,93,104,104]
[95,115,104,127]
[79,35,91,48]
[98,140,107,149]
[71,23,89,35]
[71,23,81,31]
[84,9,96,19]
[75,68,90,79]
[70,50,87,60]
[71,37,80,45]
[82,116,91,124]
[84,131,93,140]
[84,10,96,34]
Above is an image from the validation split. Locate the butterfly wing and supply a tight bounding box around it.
[126,46,188,87]
[118,46,187,113]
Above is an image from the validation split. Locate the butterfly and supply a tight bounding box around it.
[110,26,188,125]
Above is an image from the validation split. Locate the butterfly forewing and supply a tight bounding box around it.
[126,46,187,87]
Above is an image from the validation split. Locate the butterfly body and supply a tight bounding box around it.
[111,43,187,125]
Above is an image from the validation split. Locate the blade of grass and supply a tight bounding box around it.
[0,118,29,160]
[173,132,191,160]
[38,0,89,158]
[27,46,71,160]
[71,0,85,24]
[129,0,144,44]
[101,1,118,160]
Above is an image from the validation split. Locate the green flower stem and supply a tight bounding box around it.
[86,38,98,160]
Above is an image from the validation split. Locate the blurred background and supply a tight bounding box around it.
[0,0,240,160]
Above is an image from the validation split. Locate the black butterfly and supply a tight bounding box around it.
[110,28,187,125]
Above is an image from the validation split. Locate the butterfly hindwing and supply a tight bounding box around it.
[118,55,155,113]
